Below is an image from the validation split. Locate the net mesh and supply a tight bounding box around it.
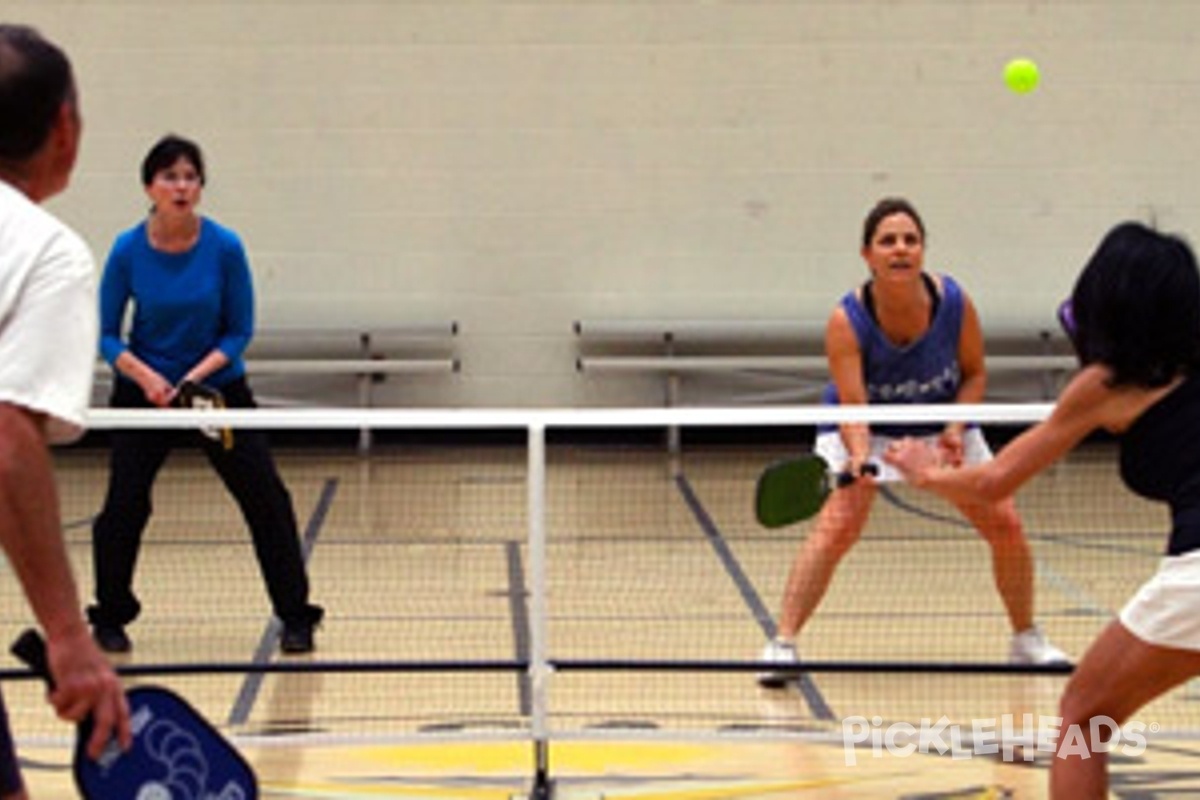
[7,405,1189,747]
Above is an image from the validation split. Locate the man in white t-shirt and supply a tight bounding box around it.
[0,23,130,798]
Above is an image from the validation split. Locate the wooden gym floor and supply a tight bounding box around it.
[1,436,1196,798]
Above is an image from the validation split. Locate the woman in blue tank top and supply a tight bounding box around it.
[758,198,1067,687]
[887,221,1200,799]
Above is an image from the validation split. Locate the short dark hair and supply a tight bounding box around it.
[0,24,75,162]
[862,197,926,248]
[141,134,205,186]
[1070,221,1200,387]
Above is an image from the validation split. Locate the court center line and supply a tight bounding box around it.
[228,476,339,727]
[673,474,835,722]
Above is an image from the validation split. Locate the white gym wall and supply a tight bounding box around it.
[9,2,1196,406]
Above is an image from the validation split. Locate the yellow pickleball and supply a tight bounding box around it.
[1004,57,1040,94]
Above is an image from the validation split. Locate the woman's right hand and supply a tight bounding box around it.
[845,454,873,480]
[138,371,176,407]
[115,352,176,407]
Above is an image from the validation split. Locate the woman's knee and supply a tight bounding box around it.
[968,501,1025,546]
[1058,683,1099,729]
[809,497,872,559]
[1058,671,1125,734]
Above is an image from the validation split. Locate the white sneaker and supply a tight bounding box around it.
[757,639,799,688]
[1010,626,1070,666]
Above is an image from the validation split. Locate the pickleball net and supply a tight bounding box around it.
[6,402,1191,794]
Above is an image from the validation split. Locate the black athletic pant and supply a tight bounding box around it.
[88,376,321,630]
[0,689,22,797]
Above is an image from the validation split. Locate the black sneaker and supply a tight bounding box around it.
[280,622,314,654]
[93,625,131,654]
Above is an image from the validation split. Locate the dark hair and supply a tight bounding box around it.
[0,24,75,162]
[862,197,926,248]
[141,134,205,186]
[1070,221,1200,387]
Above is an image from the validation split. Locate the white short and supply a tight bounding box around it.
[814,427,995,484]
[1119,550,1200,651]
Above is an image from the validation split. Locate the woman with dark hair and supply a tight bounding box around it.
[886,221,1200,798]
[90,134,323,655]
[758,197,1067,686]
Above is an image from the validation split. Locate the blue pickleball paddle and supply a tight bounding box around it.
[12,629,258,800]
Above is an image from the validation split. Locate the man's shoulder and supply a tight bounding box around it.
[0,180,53,234]
[0,181,90,264]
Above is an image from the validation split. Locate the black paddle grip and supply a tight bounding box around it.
[11,628,98,750]
[11,628,53,688]
[835,462,880,488]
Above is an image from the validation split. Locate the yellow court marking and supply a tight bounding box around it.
[264,787,514,799]
[25,732,1200,798]
[266,776,891,800]
[559,777,903,800]
[252,740,963,799]
[349,740,766,773]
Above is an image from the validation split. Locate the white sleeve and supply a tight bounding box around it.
[0,227,97,444]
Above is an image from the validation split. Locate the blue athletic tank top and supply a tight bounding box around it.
[1120,372,1200,556]
[820,273,966,437]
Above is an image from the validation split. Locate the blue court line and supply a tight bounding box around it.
[877,485,1111,619]
[1036,532,1160,558]
[227,476,339,726]
[673,474,835,722]
[505,540,533,715]
[877,484,971,529]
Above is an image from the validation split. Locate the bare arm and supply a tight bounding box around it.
[114,351,173,407]
[0,404,130,757]
[885,365,1154,505]
[0,407,88,636]
[826,306,871,473]
[954,293,988,406]
[941,291,987,465]
[181,349,231,386]
[116,348,231,407]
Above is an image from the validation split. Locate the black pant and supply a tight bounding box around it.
[89,377,321,629]
[0,689,22,796]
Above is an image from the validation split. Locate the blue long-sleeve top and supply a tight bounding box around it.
[99,217,252,388]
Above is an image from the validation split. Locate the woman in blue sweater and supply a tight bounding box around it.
[758,197,1066,686]
[90,135,322,655]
